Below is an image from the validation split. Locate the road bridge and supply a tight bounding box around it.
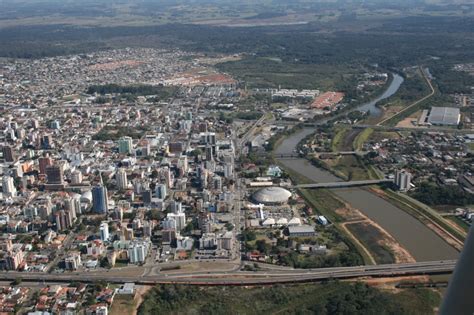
[293,179,394,189]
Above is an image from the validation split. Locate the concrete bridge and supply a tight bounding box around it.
[313,151,368,157]
[293,179,394,189]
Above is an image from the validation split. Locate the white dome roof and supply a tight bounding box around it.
[81,190,92,202]
[252,187,292,204]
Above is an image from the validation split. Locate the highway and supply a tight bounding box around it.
[0,260,456,286]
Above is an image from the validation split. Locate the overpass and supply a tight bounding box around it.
[293,179,394,189]
[0,260,456,286]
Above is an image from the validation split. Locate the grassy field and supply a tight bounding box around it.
[110,294,137,315]
[327,155,372,181]
[346,222,396,264]
[298,188,345,223]
[445,216,471,233]
[353,128,374,151]
[217,57,360,90]
[138,282,442,315]
[331,126,351,152]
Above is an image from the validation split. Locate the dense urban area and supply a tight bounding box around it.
[1,0,474,314]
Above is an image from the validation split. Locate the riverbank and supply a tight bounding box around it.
[274,128,459,261]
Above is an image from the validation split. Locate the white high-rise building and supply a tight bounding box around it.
[128,241,150,264]
[100,222,110,242]
[2,176,17,198]
[167,212,186,232]
[224,163,234,179]
[73,196,82,215]
[71,170,83,184]
[395,170,412,192]
[116,168,128,190]
[162,217,177,231]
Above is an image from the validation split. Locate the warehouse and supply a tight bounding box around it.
[426,107,460,126]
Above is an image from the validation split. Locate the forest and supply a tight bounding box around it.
[137,282,441,314]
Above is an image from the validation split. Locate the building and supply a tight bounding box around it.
[168,142,184,154]
[64,252,82,270]
[155,184,167,199]
[5,250,24,270]
[288,225,316,238]
[46,165,64,184]
[115,168,128,190]
[162,229,177,244]
[38,156,53,175]
[71,170,83,184]
[395,170,412,192]
[118,136,133,154]
[142,190,152,205]
[92,185,109,214]
[2,176,17,198]
[55,210,68,231]
[217,232,234,251]
[128,241,150,264]
[100,222,110,241]
[200,233,217,249]
[2,145,15,162]
[252,187,292,205]
[166,212,186,232]
[426,107,461,126]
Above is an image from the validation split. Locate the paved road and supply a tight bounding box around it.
[0,260,456,285]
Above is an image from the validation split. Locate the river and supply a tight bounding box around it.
[358,73,404,117]
[274,76,459,261]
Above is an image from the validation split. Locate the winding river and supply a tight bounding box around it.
[275,76,459,261]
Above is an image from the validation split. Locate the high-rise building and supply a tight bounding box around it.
[142,190,152,205]
[2,176,17,198]
[49,120,60,129]
[38,156,53,175]
[170,200,182,214]
[71,170,83,185]
[166,212,186,232]
[128,241,149,264]
[116,168,128,190]
[118,136,133,154]
[92,185,109,214]
[64,197,78,221]
[168,142,183,154]
[224,163,234,179]
[100,222,110,241]
[395,170,412,192]
[72,196,82,215]
[41,134,53,150]
[31,119,39,129]
[55,210,68,231]
[155,184,167,200]
[46,165,64,184]
[38,197,52,220]
[2,145,15,162]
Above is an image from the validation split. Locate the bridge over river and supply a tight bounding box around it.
[293,179,393,189]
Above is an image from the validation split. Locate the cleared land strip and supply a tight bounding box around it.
[377,66,435,126]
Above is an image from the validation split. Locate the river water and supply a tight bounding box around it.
[275,76,459,261]
[358,73,404,117]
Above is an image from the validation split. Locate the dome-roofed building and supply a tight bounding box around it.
[252,187,292,205]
